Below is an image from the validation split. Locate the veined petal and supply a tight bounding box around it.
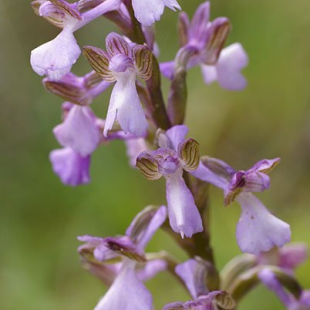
[31,28,81,80]
[236,193,291,255]
[104,70,148,136]
[49,147,90,186]
[53,105,100,156]
[165,169,203,238]
[188,1,210,48]
[126,205,167,249]
[83,46,115,82]
[136,151,162,180]
[106,32,130,57]
[94,260,153,310]
[249,158,281,174]
[178,138,200,172]
[103,236,146,262]
[178,12,190,47]
[203,17,231,65]
[133,45,153,80]
[49,0,82,20]
[163,291,235,310]
[216,43,249,91]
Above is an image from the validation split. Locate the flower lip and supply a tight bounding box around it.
[109,54,134,73]
[156,151,180,175]
[230,171,246,190]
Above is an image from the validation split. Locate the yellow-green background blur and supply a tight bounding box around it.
[1,0,310,309]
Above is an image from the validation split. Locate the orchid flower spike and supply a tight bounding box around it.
[30,0,121,80]
[132,0,181,26]
[160,1,248,91]
[83,33,153,137]
[78,205,167,310]
[136,125,203,238]
[192,156,291,255]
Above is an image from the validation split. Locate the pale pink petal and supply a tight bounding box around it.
[160,61,175,80]
[105,70,148,136]
[201,64,217,84]
[94,260,152,310]
[236,193,291,255]
[53,105,100,156]
[165,125,188,151]
[30,29,80,80]
[49,147,90,186]
[165,169,203,238]
[216,43,248,91]
[125,138,149,167]
[175,259,209,299]
[132,0,165,26]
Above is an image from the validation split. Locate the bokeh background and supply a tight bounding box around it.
[1,0,310,309]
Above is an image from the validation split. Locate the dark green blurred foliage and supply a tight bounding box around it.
[1,0,310,309]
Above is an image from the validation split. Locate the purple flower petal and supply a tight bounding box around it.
[94,260,153,310]
[53,105,100,156]
[165,125,188,151]
[165,169,203,238]
[216,43,248,91]
[125,138,149,167]
[132,0,180,26]
[30,28,81,80]
[201,64,217,85]
[49,147,90,186]
[104,70,148,137]
[201,43,248,90]
[160,61,175,80]
[188,1,210,49]
[278,243,308,272]
[236,193,291,255]
[191,162,229,190]
[258,268,293,307]
[137,259,167,282]
[126,206,167,249]
[175,259,209,299]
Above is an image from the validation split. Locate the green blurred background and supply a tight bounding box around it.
[1,0,310,309]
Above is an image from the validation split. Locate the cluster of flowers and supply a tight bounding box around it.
[31,0,310,309]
